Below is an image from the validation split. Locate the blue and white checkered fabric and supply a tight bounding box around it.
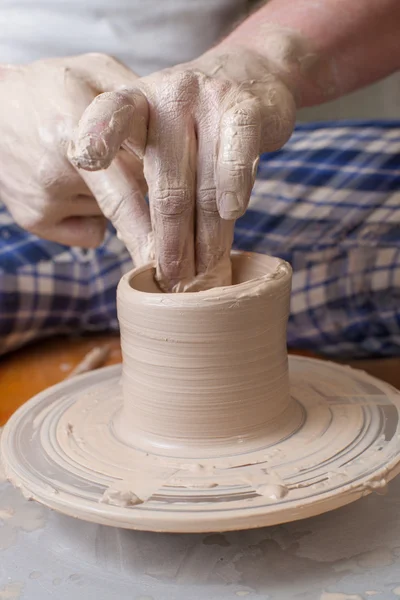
[1,120,400,357]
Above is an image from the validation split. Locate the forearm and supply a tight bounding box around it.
[218,0,400,107]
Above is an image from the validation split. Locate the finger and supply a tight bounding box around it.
[9,187,102,235]
[68,89,148,171]
[31,164,103,223]
[216,99,261,221]
[145,115,196,292]
[36,216,107,248]
[79,151,153,266]
[194,113,234,290]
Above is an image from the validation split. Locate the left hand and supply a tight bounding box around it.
[69,46,296,291]
[0,53,152,264]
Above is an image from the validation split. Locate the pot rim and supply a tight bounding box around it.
[118,251,292,307]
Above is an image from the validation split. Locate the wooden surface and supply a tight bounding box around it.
[1,334,400,427]
[0,335,122,426]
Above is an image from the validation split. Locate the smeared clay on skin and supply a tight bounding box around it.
[56,0,398,289]
[69,3,400,289]
[70,30,302,291]
[69,26,331,292]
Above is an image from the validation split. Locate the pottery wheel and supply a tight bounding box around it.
[2,356,400,533]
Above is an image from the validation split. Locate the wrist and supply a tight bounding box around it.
[213,26,337,108]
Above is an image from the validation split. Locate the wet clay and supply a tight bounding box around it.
[3,353,400,532]
[2,252,400,533]
[115,252,293,456]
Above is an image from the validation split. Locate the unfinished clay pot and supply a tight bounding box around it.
[114,253,293,457]
[3,252,400,533]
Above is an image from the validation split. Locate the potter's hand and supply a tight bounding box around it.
[0,54,152,264]
[69,45,296,291]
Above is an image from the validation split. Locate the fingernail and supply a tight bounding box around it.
[219,192,241,220]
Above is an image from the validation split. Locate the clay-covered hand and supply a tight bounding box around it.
[69,45,297,291]
[0,54,152,264]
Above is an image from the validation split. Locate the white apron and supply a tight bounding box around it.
[0,0,250,73]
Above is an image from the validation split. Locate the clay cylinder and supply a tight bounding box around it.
[114,252,293,457]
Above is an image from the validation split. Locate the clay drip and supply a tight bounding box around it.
[114,253,293,457]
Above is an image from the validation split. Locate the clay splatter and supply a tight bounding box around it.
[0,582,24,599]
[0,485,46,551]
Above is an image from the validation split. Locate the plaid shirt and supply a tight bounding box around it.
[1,120,399,357]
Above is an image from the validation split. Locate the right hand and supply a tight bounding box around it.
[0,53,153,264]
[70,46,296,291]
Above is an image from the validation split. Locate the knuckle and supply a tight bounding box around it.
[170,70,200,90]
[219,144,257,170]
[223,103,260,130]
[156,70,201,107]
[98,191,130,223]
[220,161,249,175]
[100,197,122,222]
[197,188,218,214]
[152,187,192,216]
